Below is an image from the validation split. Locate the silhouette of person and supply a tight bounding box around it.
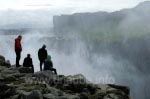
[38,45,47,71]
[44,55,57,74]
[15,35,22,67]
[23,54,34,73]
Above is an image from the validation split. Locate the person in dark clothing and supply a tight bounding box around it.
[23,54,34,73]
[38,45,48,71]
[15,35,22,67]
[44,55,57,74]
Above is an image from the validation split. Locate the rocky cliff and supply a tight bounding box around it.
[53,1,150,38]
[52,1,150,74]
[0,55,130,99]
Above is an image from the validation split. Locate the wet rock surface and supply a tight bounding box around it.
[0,55,131,99]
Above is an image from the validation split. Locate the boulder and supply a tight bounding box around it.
[33,70,57,85]
[63,94,80,99]
[89,89,106,99]
[0,82,16,99]
[79,92,89,99]
[61,74,89,93]
[2,74,17,82]
[107,84,130,95]
[18,90,43,99]
[28,90,43,99]
[66,74,88,84]
[33,70,56,78]
[0,59,11,67]
[43,93,80,99]
[10,94,20,99]
[45,84,64,95]
[0,66,8,72]
[0,55,5,61]
[1,67,20,82]
[0,55,11,67]
[18,67,33,73]
[103,93,125,99]
[1,67,19,74]
[43,93,57,99]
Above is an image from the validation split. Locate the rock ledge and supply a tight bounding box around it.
[0,55,131,99]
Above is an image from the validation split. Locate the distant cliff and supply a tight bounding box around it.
[53,1,150,74]
[53,1,150,39]
[53,11,123,36]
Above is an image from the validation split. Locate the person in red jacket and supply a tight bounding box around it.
[15,35,22,67]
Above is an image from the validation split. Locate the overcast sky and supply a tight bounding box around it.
[0,0,149,13]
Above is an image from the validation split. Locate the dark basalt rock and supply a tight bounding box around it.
[0,82,16,99]
[0,55,5,61]
[18,67,33,73]
[107,84,130,95]
[0,55,131,99]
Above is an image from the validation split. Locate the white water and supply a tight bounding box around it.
[0,32,117,83]
[0,32,149,99]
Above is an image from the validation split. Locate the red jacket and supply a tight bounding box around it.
[15,38,22,52]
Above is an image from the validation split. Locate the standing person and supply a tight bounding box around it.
[38,45,47,71]
[15,35,22,67]
[23,54,34,73]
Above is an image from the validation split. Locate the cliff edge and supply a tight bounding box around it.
[0,55,131,99]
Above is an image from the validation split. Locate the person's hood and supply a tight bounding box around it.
[47,55,51,61]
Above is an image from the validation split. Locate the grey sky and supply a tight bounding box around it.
[0,0,149,13]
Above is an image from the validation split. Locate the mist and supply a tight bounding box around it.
[0,1,150,99]
[0,29,148,99]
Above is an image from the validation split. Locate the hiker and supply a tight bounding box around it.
[44,55,57,74]
[38,45,48,71]
[15,35,22,67]
[23,54,34,73]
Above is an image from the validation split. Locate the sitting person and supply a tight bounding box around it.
[44,55,57,74]
[23,54,34,73]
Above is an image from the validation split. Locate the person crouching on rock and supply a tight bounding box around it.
[15,35,22,67]
[38,45,47,71]
[23,54,34,73]
[44,55,57,75]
